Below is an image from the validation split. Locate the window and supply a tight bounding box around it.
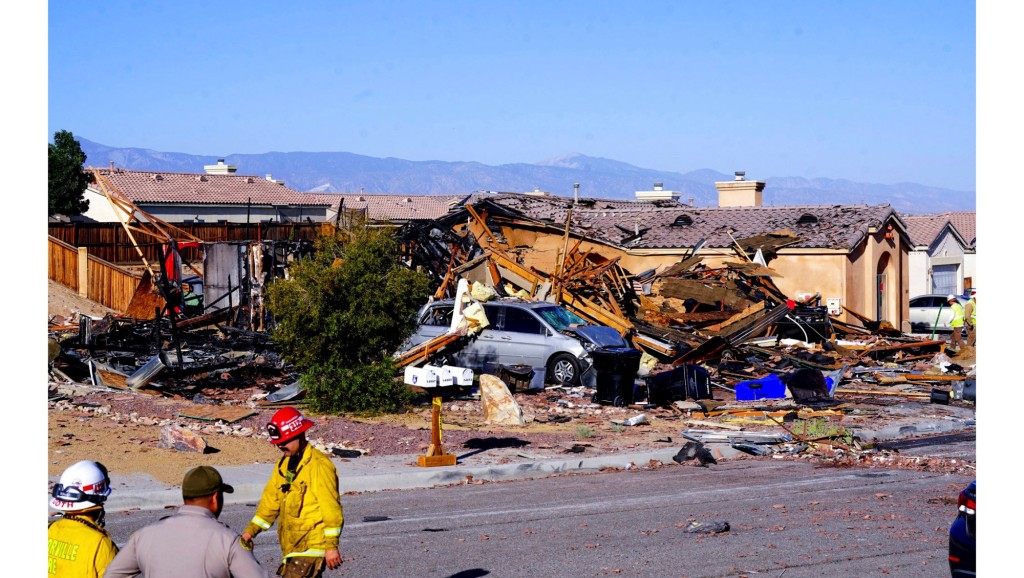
[535,306,586,332]
[670,215,693,227]
[502,307,545,334]
[421,305,453,326]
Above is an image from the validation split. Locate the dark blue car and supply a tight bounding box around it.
[948,479,976,577]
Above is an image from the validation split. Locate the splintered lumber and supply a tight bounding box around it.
[395,333,463,367]
[177,406,257,423]
[901,374,972,382]
[704,301,766,333]
[655,278,750,309]
[657,256,703,278]
[835,388,931,398]
[858,339,945,359]
[721,261,782,278]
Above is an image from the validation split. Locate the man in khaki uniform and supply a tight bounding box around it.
[104,466,268,578]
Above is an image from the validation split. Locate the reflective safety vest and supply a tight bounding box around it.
[949,302,965,328]
[48,515,118,578]
[968,298,976,325]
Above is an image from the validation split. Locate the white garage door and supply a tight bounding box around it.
[931,264,958,296]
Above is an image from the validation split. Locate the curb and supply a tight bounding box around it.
[102,448,692,512]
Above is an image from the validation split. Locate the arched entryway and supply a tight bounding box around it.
[876,252,893,322]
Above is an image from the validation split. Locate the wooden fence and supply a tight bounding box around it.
[49,236,141,313]
[48,221,333,265]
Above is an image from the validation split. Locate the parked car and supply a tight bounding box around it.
[402,298,635,387]
[908,294,968,334]
[948,479,976,577]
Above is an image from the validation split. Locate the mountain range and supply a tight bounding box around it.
[77,138,975,214]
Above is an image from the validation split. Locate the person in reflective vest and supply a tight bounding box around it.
[241,407,344,577]
[963,290,976,347]
[947,295,965,351]
[48,460,118,577]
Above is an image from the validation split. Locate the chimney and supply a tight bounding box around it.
[203,158,238,175]
[635,182,680,202]
[715,171,765,207]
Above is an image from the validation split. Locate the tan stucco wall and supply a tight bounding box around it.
[480,219,910,329]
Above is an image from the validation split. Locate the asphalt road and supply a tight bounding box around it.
[102,459,971,578]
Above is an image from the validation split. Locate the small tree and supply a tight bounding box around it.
[266,227,432,414]
[48,130,90,217]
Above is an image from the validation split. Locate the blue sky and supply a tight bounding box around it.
[46,1,976,190]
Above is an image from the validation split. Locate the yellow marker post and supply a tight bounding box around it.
[418,395,457,467]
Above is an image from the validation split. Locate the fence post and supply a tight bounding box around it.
[78,247,89,298]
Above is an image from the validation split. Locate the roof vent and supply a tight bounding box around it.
[194,175,208,182]
[671,214,693,227]
[796,213,819,226]
[246,177,255,183]
[151,174,163,181]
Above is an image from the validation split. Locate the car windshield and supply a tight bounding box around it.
[535,306,587,332]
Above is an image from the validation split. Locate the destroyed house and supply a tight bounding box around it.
[457,192,913,331]
[900,213,974,297]
[303,193,469,226]
[83,161,331,224]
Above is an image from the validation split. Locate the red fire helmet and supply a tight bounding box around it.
[266,406,315,445]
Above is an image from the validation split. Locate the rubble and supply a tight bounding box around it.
[49,195,976,478]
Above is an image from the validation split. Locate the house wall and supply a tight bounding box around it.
[963,252,977,290]
[141,204,328,224]
[82,189,123,222]
[909,249,931,297]
[488,220,910,329]
[928,231,966,295]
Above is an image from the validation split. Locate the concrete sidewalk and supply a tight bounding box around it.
[72,408,975,513]
[101,447,692,512]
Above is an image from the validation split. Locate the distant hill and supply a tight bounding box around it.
[76,138,975,213]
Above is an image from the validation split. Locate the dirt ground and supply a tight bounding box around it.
[47,281,976,486]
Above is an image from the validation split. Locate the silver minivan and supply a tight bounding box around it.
[402,298,630,386]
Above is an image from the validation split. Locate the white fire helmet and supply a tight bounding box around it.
[50,460,112,512]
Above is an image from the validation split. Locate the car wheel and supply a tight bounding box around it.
[547,353,580,386]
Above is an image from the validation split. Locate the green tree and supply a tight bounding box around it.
[48,130,90,216]
[267,227,432,414]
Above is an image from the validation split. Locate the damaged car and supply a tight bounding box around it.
[403,298,633,387]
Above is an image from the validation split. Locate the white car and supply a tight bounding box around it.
[401,298,634,386]
[908,294,969,334]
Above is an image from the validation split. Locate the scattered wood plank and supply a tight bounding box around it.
[177,406,257,423]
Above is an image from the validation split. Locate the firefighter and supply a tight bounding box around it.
[241,407,344,577]
[48,460,119,577]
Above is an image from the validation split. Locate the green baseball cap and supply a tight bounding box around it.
[182,466,234,498]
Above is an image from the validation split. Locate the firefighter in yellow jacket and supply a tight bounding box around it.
[242,407,344,577]
[48,460,119,577]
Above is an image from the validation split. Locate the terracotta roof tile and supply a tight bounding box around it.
[474,193,899,251]
[303,193,467,221]
[901,211,975,248]
[91,168,329,207]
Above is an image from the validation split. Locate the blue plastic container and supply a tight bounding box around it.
[735,374,786,401]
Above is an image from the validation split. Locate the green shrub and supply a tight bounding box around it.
[575,424,595,439]
[266,228,431,414]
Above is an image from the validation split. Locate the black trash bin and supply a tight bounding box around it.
[646,364,713,406]
[591,347,643,406]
